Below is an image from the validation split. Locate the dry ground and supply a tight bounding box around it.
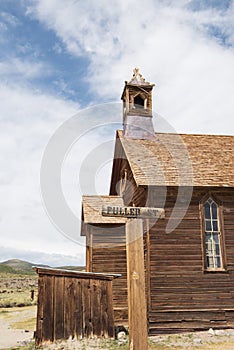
[0,306,36,349]
[1,273,234,349]
[0,272,37,308]
[1,306,234,350]
[34,331,234,350]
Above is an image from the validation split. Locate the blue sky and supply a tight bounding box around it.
[0,0,91,105]
[0,0,234,266]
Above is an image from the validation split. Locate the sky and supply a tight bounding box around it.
[0,0,234,266]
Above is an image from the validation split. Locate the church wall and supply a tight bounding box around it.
[109,145,234,332]
[147,187,234,334]
[86,180,234,332]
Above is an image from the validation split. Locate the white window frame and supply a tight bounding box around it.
[201,196,226,272]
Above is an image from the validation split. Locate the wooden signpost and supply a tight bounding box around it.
[102,205,165,350]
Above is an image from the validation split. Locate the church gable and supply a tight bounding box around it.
[110,130,234,189]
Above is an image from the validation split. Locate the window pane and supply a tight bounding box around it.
[215,257,221,268]
[207,257,214,268]
[205,220,211,231]
[215,244,220,255]
[204,203,211,219]
[212,202,217,219]
[213,233,219,243]
[213,220,218,231]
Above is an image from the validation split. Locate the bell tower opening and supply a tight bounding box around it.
[134,95,145,109]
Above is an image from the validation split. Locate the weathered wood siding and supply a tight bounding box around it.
[85,187,234,333]
[108,140,234,333]
[147,187,234,334]
[35,268,118,345]
[86,224,128,325]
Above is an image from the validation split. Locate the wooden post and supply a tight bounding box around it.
[126,219,148,350]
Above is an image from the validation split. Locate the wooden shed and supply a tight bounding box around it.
[34,267,120,345]
[81,68,234,334]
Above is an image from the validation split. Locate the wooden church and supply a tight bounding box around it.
[81,68,234,334]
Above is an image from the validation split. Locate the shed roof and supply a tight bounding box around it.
[33,266,121,280]
[116,130,234,187]
[82,195,126,224]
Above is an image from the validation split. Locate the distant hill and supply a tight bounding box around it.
[0,259,41,275]
[1,259,39,271]
[0,259,85,275]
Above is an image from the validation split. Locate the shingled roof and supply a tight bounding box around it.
[82,195,126,224]
[115,130,234,187]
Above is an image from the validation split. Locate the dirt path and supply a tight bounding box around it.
[1,306,234,350]
[0,306,36,349]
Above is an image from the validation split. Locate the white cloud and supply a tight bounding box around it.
[1,0,234,266]
[0,246,85,267]
[0,57,49,80]
[27,0,234,134]
[0,11,19,27]
[0,82,85,259]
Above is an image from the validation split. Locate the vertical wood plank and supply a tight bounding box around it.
[64,277,75,339]
[100,280,107,337]
[145,219,152,311]
[86,230,93,272]
[74,279,83,338]
[106,280,115,338]
[35,274,44,345]
[82,279,93,337]
[126,218,148,350]
[43,275,54,342]
[53,276,64,340]
[91,279,101,337]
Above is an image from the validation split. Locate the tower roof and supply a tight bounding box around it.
[126,67,154,86]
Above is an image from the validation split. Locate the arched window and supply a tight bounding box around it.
[203,197,224,270]
[134,95,144,109]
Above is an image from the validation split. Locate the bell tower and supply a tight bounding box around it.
[121,68,156,140]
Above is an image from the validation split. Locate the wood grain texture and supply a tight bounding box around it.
[126,219,148,350]
[110,130,234,188]
[35,269,118,345]
[82,195,126,227]
[82,126,234,335]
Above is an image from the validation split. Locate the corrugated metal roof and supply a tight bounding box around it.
[117,130,234,187]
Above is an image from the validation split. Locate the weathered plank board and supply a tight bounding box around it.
[54,276,64,340]
[126,219,148,350]
[74,279,83,338]
[35,275,45,345]
[85,186,234,334]
[64,277,75,339]
[34,268,120,345]
[42,275,54,342]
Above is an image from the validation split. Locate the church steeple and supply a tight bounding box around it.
[121,68,156,140]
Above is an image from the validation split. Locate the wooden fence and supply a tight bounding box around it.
[34,267,121,345]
